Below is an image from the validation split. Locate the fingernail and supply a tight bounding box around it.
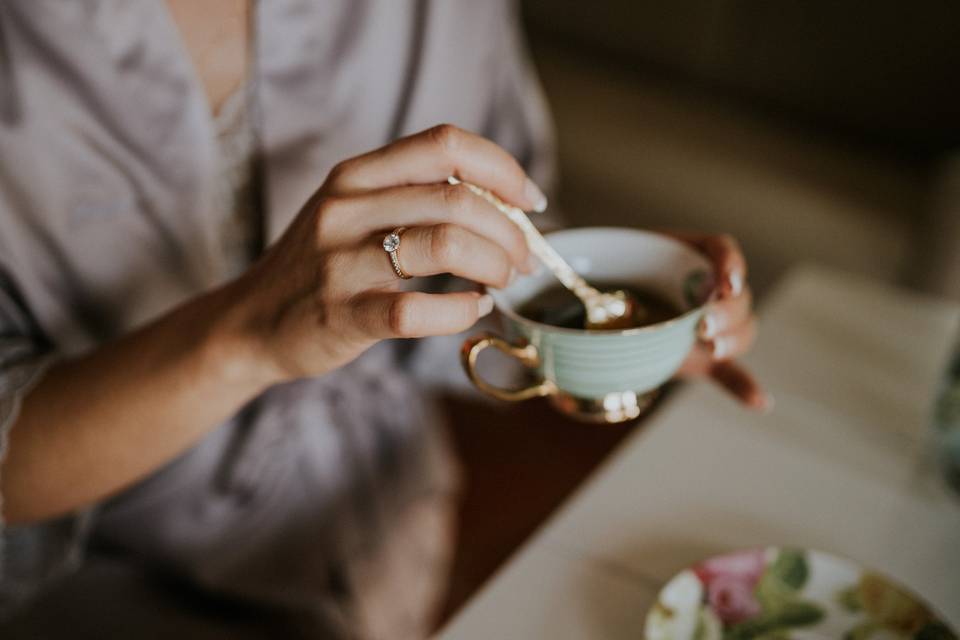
[525,253,540,274]
[711,337,732,360]
[698,312,718,339]
[477,294,494,318]
[524,178,548,213]
[729,271,744,297]
[507,268,517,286]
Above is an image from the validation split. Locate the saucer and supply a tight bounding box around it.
[644,547,956,640]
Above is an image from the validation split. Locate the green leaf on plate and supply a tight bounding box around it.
[769,549,809,590]
[836,586,864,612]
[724,602,824,640]
[756,573,793,611]
[694,608,723,640]
[693,611,708,640]
[774,601,825,626]
[724,614,780,640]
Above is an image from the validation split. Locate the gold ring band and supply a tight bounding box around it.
[382,227,412,280]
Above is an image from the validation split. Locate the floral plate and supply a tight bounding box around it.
[644,547,956,640]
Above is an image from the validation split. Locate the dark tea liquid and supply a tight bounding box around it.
[517,282,681,330]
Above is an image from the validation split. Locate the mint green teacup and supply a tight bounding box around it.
[461,228,715,423]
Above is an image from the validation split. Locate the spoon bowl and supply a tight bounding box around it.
[448,177,644,330]
[584,289,646,330]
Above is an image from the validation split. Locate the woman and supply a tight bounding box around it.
[0,0,763,636]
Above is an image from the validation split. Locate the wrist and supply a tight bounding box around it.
[192,284,287,394]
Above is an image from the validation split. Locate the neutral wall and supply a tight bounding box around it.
[531,41,927,296]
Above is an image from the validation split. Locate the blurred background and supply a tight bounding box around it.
[440,0,960,622]
[521,0,960,300]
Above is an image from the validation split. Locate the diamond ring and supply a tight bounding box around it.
[383,227,412,280]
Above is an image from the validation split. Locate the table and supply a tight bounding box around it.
[437,265,960,638]
[439,392,642,620]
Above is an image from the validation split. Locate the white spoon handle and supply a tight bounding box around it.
[446,177,602,302]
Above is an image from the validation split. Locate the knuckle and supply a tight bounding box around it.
[428,123,462,156]
[348,295,377,334]
[310,294,334,331]
[720,233,744,255]
[326,159,355,187]
[493,249,513,287]
[507,224,528,260]
[439,182,470,219]
[388,294,420,337]
[448,301,475,332]
[315,250,345,291]
[717,232,736,245]
[428,224,462,265]
[316,194,345,217]
[492,247,514,287]
[705,233,733,257]
[313,196,345,242]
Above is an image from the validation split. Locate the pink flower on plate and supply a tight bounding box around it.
[693,549,766,626]
[704,573,763,625]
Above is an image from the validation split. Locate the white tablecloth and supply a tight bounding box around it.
[439,265,960,639]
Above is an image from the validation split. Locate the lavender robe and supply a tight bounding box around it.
[0,0,554,634]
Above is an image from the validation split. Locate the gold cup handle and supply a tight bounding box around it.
[461,332,557,402]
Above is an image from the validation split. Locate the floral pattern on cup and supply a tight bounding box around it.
[645,548,957,640]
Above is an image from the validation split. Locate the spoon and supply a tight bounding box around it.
[448,177,644,330]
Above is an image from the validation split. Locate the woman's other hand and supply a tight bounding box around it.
[219,124,546,384]
[671,233,770,412]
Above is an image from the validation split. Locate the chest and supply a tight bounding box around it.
[0,0,505,350]
[164,0,250,116]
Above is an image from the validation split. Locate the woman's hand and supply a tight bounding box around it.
[4,126,546,525]
[220,124,546,384]
[670,233,770,412]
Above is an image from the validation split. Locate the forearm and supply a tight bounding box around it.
[0,123,549,526]
[1,283,278,525]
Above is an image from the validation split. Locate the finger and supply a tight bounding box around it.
[708,360,770,412]
[316,183,532,272]
[698,287,753,340]
[665,232,747,298]
[675,344,771,412]
[344,224,516,292]
[706,315,757,361]
[326,124,547,212]
[676,342,713,378]
[351,290,494,339]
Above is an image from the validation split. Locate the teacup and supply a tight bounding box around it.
[461,227,715,423]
